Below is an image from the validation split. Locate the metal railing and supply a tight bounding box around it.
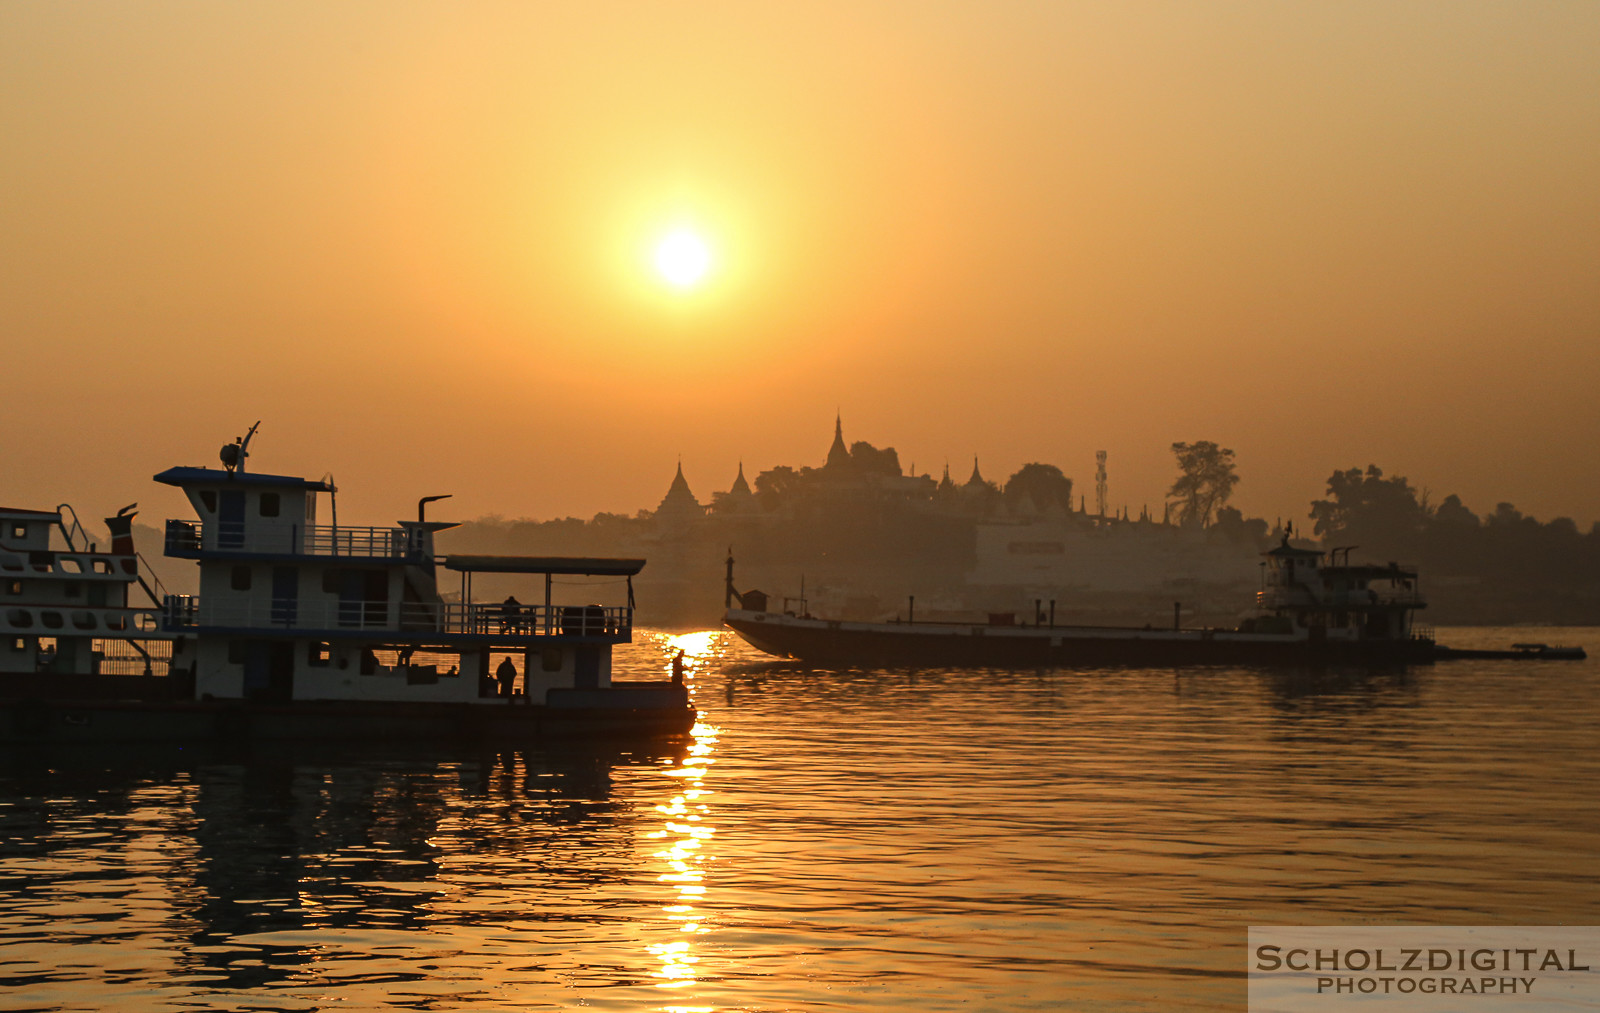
[162,595,630,638]
[165,520,416,558]
[2,604,165,636]
[1256,589,1426,609]
[302,525,411,557]
[94,637,175,677]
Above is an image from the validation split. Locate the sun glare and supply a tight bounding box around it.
[654,229,712,288]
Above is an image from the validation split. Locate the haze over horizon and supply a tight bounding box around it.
[4,2,1597,531]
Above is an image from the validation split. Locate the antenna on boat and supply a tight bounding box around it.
[220,421,261,474]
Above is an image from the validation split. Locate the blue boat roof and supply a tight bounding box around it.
[153,467,334,492]
[442,555,646,576]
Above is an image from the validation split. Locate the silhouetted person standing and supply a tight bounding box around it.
[671,649,686,686]
[500,595,522,632]
[495,656,517,698]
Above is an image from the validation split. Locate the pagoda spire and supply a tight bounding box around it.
[965,455,985,488]
[656,460,702,516]
[825,412,853,470]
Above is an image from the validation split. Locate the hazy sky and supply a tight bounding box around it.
[4,2,1597,531]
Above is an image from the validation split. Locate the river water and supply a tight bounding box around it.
[2,627,1596,1011]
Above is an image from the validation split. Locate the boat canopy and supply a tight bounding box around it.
[441,555,646,576]
[153,467,334,492]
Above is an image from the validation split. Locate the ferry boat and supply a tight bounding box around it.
[2,432,695,742]
[722,537,1445,667]
[2,503,176,703]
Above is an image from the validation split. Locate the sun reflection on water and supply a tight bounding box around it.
[645,631,723,1002]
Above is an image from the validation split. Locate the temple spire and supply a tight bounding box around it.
[825,413,853,470]
[965,455,985,488]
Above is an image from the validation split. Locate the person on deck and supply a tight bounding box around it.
[671,649,686,686]
[499,595,522,633]
[495,656,517,698]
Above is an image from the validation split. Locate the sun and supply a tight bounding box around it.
[654,228,712,288]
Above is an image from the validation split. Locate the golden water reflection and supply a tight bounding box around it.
[647,632,721,1004]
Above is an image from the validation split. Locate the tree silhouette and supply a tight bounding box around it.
[753,465,805,510]
[1308,465,1429,556]
[1003,463,1074,514]
[849,441,902,477]
[1167,441,1238,527]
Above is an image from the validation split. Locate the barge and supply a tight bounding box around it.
[722,539,1584,667]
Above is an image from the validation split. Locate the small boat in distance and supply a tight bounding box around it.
[721,539,1585,667]
[2,428,695,743]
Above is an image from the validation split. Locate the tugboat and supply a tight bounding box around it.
[723,534,1579,667]
[2,428,695,742]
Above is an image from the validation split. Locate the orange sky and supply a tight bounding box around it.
[4,2,1597,531]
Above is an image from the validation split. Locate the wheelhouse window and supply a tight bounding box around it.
[10,525,24,539]
[200,491,217,513]
[260,493,280,517]
[231,566,252,591]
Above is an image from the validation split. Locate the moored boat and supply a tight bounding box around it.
[3,430,695,743]
[722,538,1581,667]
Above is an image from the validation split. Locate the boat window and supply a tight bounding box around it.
[541,648,564,672]
[9,637,25,651]
[71,611,95,630]
[92,559,112,573]
[41,611,63,629]
[231,565,252,591]
[322,569,342,593]
[6,609,31,628]
[11,525,24,539]
[64,582,81,598]
[200,491,217,513]
[5,581,19,596]
[58,558,82,574]
[307,642,331,667]
[260,493,280,518]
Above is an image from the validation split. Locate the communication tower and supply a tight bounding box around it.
[1095,451,1108,517]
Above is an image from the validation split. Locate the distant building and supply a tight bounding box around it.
[710,463,760,516]
[655,462,705,521]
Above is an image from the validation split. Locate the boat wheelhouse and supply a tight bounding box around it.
[1,504,173,688]
[1248,537,1428,644]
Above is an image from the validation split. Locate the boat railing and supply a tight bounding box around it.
[301,525,412,557]
[2,604,165,636]
[1256,589,1426,609]
[165,519,415,558]
[0,550,126,577]
[161,595,630,638]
